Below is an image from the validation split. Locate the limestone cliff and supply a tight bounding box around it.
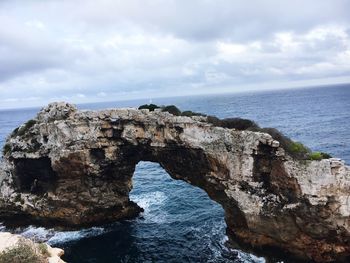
[0,102,349,262]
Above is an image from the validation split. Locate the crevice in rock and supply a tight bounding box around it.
[13,157,57,195]
[253,143,301,203]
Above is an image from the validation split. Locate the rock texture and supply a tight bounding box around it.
[0,232,65,263]
[0,102,350,262]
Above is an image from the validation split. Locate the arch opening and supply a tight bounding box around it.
[55,161,262,263]
[127,161,258,262]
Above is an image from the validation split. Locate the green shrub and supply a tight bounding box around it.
[222,118,259,130]
[12,127,19,136]
[138,104,160,111]
[16,119,37,136]
[206,116,259,130]
[310,152,323,160]
[257,127,293,150]
[2,143,11,155]
[38,243,49,257]
[206,115,222,126]
[310,151,332,160]
[181,110,206,117]
[162,105,181,116]
[0,242,45,263]
[138,104,204,117]
[288,141,311,159]
[320,152,332,159]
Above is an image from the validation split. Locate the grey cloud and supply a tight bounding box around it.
[0,0,350,109]
[0,15,75,82]
[64,0,350,41]
[4,0,350,42]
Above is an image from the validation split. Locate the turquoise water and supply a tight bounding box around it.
[0,84,349,262]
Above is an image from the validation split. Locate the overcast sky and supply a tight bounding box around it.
[1,0,350,109]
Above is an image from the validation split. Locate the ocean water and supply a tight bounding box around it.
[0,84,349,262]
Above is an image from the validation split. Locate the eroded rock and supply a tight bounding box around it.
[0,102,350,262]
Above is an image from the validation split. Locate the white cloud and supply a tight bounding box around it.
[25,20,46,30]
[97,92,107,97]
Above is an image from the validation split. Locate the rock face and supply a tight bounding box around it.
[0,102,350,262]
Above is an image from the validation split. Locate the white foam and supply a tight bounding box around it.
[20,226,55,242]
[48,227,105,245]
[0,223,106,246]
[130,191,168,223]
[231,248,266,263]
[131,191,167,210]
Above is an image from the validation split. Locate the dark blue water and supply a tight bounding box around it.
[0,84,349,262]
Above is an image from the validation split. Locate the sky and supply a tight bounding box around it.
[1,0,350,109]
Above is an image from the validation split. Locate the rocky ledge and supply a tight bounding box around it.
[0,102,349,262]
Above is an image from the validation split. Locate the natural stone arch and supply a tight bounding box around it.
[0,102,350,262]
[49,122,239,228]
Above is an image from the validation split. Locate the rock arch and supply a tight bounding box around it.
[1,102,350,262]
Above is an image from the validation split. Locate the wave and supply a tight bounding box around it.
[130,191,168,223]
[48,227,105,245]
[0,223,106,246]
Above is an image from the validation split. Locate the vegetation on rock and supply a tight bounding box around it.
[138,104,200,116]
[310,151,332,160]
[15,119,37,137]
[3,102,333,162]
[206,116,259,130]
[161,105,182,116]
[287,141,312,159]
[138,104,160,111]
[137,104,332,161]
[181,110,206,117]
[37,243,49,257]
[0,242,46,263]
[2,143,11,155]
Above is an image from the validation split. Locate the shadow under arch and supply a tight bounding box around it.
[114,142,249,236]
[60,161,262,263]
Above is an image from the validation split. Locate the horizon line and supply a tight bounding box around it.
[0,81,349,111]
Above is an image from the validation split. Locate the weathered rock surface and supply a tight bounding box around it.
[0,102,350,262]
[0,232,65,263]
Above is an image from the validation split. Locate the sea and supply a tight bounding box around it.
[0,84,349,262]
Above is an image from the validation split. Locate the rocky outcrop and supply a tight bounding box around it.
[0,232,65,263]
[0,102,350,262]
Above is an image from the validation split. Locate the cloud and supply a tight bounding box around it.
[0,0,350,108]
